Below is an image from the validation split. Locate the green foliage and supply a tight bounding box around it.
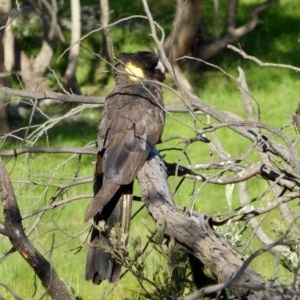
[215,221,248,249]
[100,224,194,299]
[11,5,42,56]
[1,0,300,299]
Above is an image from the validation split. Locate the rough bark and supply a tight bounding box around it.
[0,158,74,300]
[165,0,278,64]
[0,0,11,75]
[15,0,60,97]
[194,0,278,61]
[3,13,14,72]
[100,0,113,63]
[293,102,300,134]
[0,85,104,104]
[163,0,202,90]
[0,85,193,113]
[165,0,202,60]
[137,155,282,299]
[63,0,81,94]
[0,102,9,136]
[0,0,11,135]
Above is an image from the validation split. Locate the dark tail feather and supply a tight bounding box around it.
[85,184,133,284]
[84,179,120,222]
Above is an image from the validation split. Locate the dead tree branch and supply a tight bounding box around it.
[0,86,193,113]
[137,154,282,299]
[0,85,104,104]
[196,0,278,60]
[63,0,81,94]
[0,146,96,156]
[100,0,114,62]
[143,0,300,173]
[0,158,74,300]
[228,44,300,73]
[0,280,22,300]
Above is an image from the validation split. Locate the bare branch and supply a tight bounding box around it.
[190,92,300,171]
[182,232,297,300]
[195,0,278,60]
[169,160,300,197]
[238,181,290,255]
[0,224,11,237]
[228,44,300,73]
[0,85,104,104]
[137,154,281,299]
[237,66,258,122]
[100,0,114,62]
[215,192,299,224]
[0,281,22,300]
[226,0,238,32]
[231,0,278,38]
[23,194,92,219]
[293,102,300,133]
[0,158,74,299]
[34,0,60,76]
[165,0,202,59]
[63,0,81,94]
[142,15,300,172]
[0,86,192,113]
[0,146,96,156]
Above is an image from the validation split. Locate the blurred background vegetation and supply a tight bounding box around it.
[0,0,300,299]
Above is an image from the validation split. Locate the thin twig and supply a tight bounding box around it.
[228,44,300,72]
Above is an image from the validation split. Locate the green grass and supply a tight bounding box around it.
[2,103,298,298]
[1,0,300,298]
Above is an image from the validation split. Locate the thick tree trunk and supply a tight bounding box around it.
[0,0,11,135]
[165,0,202,60]
[137,155,283,299]
[0,103,9,136]
[100,0,113,63]
[63,0,81,94]
[165,0,278,64]
[18,0,59,96]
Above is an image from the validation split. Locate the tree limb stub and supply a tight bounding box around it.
[0,85,104,104]
[0,158,74,300]
[0,146,96,156]
[0,86,193,113]
[137,155,281,299]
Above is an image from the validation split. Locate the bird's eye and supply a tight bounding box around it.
[145,62,154,70]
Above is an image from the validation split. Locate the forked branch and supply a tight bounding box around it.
[137,155,284,299]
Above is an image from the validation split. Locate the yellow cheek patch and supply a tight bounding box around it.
[125,62,144,81]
